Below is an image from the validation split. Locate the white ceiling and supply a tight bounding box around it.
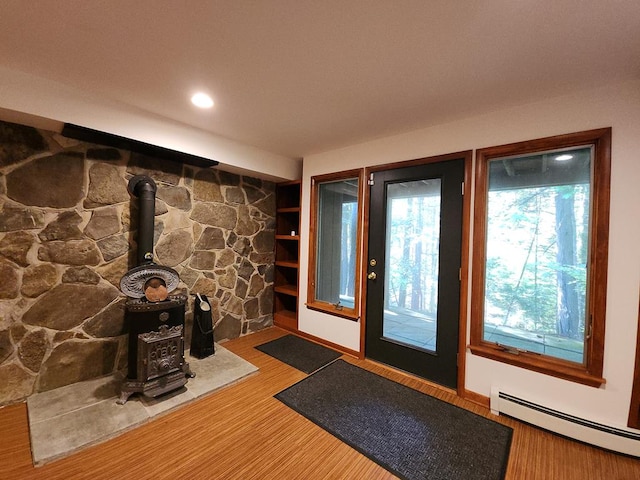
[0,0,639,160]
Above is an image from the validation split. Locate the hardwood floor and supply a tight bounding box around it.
[1,327,639,479]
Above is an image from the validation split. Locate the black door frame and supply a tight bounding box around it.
[360,150,473,395]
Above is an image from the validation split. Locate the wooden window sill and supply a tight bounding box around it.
[306,301,359,321]
[469,343,606,388]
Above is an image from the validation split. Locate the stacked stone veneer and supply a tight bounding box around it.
[0,120,276,406]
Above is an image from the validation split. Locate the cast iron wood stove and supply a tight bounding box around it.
[117,175,194,405]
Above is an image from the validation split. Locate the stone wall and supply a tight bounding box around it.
[0,120,275,406]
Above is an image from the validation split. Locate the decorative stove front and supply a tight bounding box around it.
[138,325,184,383]
[117,294,194,404]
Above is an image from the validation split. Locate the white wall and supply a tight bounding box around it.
[299,79,640,430]
[0,66,301,182]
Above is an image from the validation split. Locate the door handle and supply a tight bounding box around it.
[367,272,377,280]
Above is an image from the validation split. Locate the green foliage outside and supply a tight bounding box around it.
[483,184,589,362]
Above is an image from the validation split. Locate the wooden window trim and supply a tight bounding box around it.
[469,128,611,388]
[307,169,364,321]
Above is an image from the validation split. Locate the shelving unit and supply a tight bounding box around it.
[273,180,301,331]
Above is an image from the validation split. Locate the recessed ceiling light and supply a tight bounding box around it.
[554,154,573,161]
[191,92,214,109]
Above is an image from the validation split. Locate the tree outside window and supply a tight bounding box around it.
[470,129,611,387]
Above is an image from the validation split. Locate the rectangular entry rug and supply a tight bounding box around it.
[255,334,342,374]
[275,360,512,480]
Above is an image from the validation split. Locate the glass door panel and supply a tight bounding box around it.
[383,179,441,352]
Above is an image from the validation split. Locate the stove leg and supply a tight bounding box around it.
[117,380,139,405]
[183,362,196,378]
[117,390,133,405]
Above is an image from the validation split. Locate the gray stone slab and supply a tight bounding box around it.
[186,344,258,397]
[27,343,257,466]
[29,397,149,465]
[27,372,124,423]
[139,385,196,417]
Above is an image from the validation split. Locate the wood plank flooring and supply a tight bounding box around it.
[1,327,639,479]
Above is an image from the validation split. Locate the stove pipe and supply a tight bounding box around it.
[128,175,157,265]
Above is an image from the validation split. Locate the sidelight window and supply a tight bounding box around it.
[307,170,363,320]
[470,129,611,387]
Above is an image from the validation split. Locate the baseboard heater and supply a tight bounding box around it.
[490,388,640,457]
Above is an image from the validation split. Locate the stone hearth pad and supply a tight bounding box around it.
[27,345,258,466]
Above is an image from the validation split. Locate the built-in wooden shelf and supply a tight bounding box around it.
[277,207,300,213]
[274,284,298,296]
[275,234,300,241]
[273,309,298,331]
[275,260,298,269]
[273,180,301,332]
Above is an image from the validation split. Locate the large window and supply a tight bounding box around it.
[470,129,611,387]
[307,170,363,320]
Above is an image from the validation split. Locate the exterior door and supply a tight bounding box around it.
[365,158,464,389]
